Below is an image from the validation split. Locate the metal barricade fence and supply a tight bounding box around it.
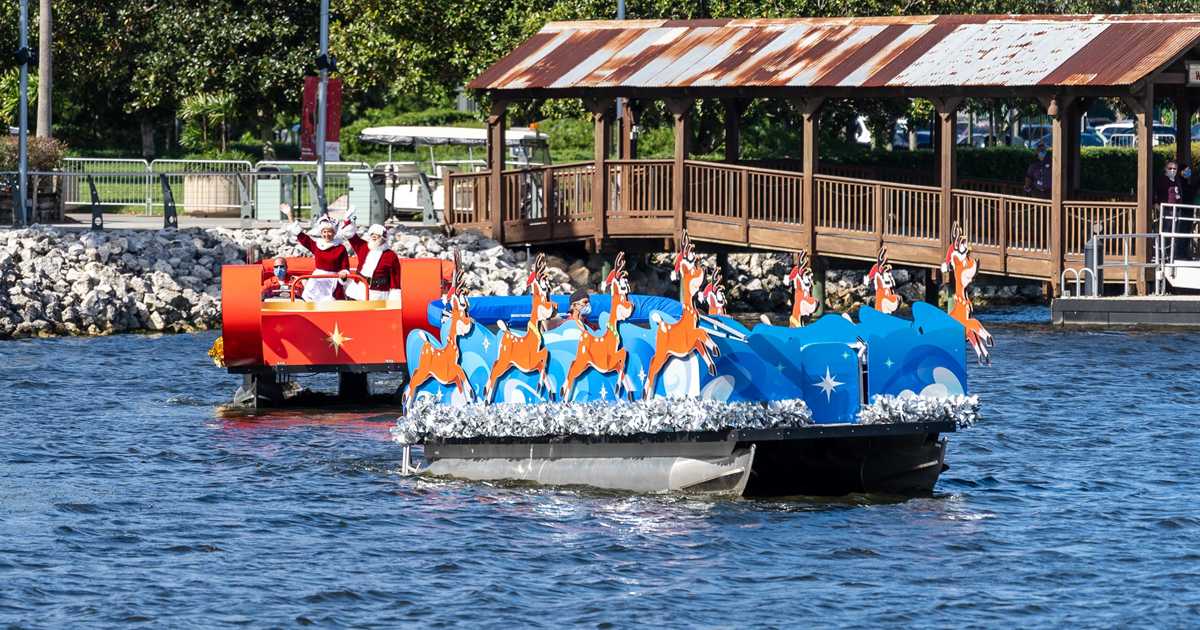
[61,158,153,214]
[7,158,457,224]
[151,160,255,216]
[255,160,369,218]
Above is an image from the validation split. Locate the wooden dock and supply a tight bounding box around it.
[1052,296,1200,326]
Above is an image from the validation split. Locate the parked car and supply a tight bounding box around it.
[1096,121,1175,146]
[892,122,932,149]
[1028,129,1108,148]
[1016,123,1052,147]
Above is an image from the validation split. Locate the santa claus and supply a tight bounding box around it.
[342,222,402,303]
[288,215,350,302]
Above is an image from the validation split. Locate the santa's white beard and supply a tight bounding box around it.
[367,239,386,252]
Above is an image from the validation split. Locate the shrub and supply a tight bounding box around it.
[0,136,68,171]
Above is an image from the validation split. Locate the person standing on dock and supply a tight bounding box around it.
[289,215,350,302]
[1023,142,1052,198]
[1155,161,1192,261]
[342,222,402,303]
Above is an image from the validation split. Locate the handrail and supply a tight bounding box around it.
[1060,267,1096,297]
[288,273,369,301]
[815,172,939,193]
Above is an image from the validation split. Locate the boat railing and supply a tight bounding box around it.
[288,273,370,301]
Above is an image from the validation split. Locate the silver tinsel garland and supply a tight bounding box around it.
[391,398,813,444]
[857,394,981,429]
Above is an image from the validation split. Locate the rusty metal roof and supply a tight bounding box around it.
[469,15,1200,92]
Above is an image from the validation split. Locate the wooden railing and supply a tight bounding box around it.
[607,159,672,219]
[748,167,804,225]
[814,174,876,233]
[951,189,1050,254]
[1065,201,1136,258]
[883,182,941,241]
[685,161,743,220]
[446,158,1137,283]
[953,190,1004,249]
[545,162,596,228]
[1007,196,1051,252]
[445,170,490,228]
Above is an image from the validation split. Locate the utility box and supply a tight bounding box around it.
[348,169,387,226]
[255,166,293,220]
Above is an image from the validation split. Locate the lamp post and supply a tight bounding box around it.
[315,0,330,211]
[15,0,30,226]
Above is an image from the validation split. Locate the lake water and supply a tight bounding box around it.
[2,308,1199,626]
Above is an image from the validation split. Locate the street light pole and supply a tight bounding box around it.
[315,0,330,212]
[16,0,30,226]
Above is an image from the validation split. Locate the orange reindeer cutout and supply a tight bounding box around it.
[484,253,558,402]
[561,252,635,401]
[405,251,475,404]
[788,250,819,327]
[700,266,728,316]
[865,246,902,315]
[942,222,994,365]
[644,232,720,399]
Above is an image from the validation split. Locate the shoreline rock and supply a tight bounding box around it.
[0,225,1044,340]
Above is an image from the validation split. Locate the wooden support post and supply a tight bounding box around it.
[619,98,638,160]
[740,168,750,244]
[1176,89,1193,171]
[486,100,508,242]
[723,98,745,164]
[443,170,454,229]
[935,98,961,260]
[543,161,556,240]
[1123,87,1155,295]
[798,98,823,255]
[667,98,692,242]
[618,100,638,221]
[1068,99,1085,195]
[1049,94,1074,296]
[587,98,613,246]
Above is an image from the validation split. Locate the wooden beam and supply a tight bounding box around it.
[1177,88,1193,170]
[935,98,959,256]
[486,99,508,242]
[722,98,746,163]
[618,99,638,222]
[1068,98,1085,194]
[798,98,823,255]
[666,98,693,240]
[619,98,638,160]
[1123,88,1155,294]
[586,98,613,246]
[1049,94,1074,296]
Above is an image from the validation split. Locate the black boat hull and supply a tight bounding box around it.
[421,421,954,498]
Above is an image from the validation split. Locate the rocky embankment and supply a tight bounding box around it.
[0,225,1042,340]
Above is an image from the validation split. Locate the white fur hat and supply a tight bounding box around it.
[367,224,387,237]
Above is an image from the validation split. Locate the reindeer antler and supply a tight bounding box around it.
[878,246,888,265]
[952,221,963,241]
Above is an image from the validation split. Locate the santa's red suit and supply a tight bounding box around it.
[290,221,350,302]
[343,225,402,302]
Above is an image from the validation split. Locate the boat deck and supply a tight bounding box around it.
[1052,295,1200,326]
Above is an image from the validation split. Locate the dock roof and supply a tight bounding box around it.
[469,15,1200,95]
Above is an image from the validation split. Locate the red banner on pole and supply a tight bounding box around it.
[300,76,343,160]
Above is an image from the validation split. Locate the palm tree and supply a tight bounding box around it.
[35,0,51,137]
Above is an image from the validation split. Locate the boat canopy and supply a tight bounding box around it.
[358,125,545,147]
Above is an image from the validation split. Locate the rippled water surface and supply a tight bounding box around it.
[3,309,1199,626]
